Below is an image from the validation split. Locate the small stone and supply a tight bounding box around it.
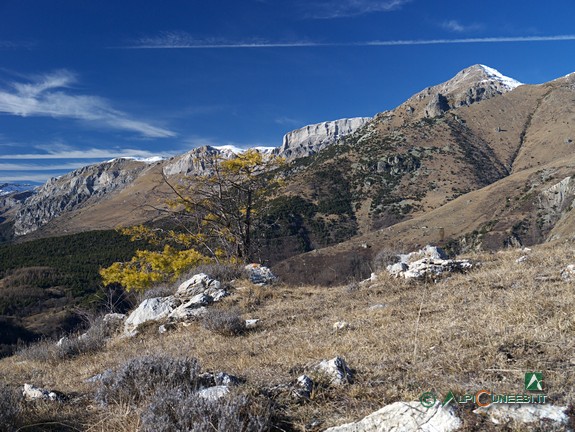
[102,313,126,323]
[56,336,68,347]
[333,321,350,331]
[516,255,528,263]
[313,356,353,386]
[293,375,314,400]
[197,385,229,401]
[215,372,240,386]
[245,319,260,329]
[23,383,60,401]
[561,264,575,281]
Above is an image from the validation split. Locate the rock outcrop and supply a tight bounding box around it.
[245,264,277,285]
[123,274,229,336]
[276,117,371,161]
[388,245,473,280]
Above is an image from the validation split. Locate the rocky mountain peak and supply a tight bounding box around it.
[402,64,522,119]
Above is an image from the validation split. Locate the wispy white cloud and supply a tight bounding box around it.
[441,20,483,33]
[125,32,317,49]
[0,40,34,49]
[123,33,575,49]
[0,142,177,160]
[304,0,411,19]
[0,70,176,138]
[0,162,87,171]
[275,116,303,127]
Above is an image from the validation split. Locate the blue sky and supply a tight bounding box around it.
[1,0,575,184]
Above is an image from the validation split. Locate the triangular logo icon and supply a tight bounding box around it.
[442,390,455,406]
[525,372,543,391]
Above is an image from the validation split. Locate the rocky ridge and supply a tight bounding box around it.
[275,117,371,161]
[13,158,158,236]
[5,64,529,238]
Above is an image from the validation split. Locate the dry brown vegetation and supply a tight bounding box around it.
[1,241,575,431]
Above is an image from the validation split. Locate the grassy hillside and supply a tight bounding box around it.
[0,241,574,430]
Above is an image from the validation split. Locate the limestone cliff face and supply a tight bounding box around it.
[162,146,236,176]
[14,159,155,236]
[276,117,371,161]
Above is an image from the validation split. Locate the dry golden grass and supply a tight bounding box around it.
[1,241,575,430]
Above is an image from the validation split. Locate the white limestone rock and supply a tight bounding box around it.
[245,264,277,285]
[168,305,208,321]
[175,273,222,299]
[293,375,314,400]
[324,401,461,432]
[388,245,472,280]
[474,404,568,427]
[23,383,60,401]
[313,356,353,386]
[245,319,260,329]
[124,297,179,336]
[333,321,351,331]
[196,385,230,401]
[277,118,371,161]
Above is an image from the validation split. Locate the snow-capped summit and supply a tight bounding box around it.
[404,64,522,119]
[478,64,523,90]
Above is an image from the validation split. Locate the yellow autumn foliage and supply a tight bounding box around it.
[99,245,212,291]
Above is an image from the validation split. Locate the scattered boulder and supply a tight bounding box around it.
[23,383,60,401]
[312,356,353,386]
[292,375,314,400]
[175,273,225,299]
[123,274,230,336]
[474,404,568,427]
[124,297,179,336]
[196,385,230,401]
[168,305,208,322]
[388,245,472,280]
[325,401,461,432]
[245,264,276,285]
